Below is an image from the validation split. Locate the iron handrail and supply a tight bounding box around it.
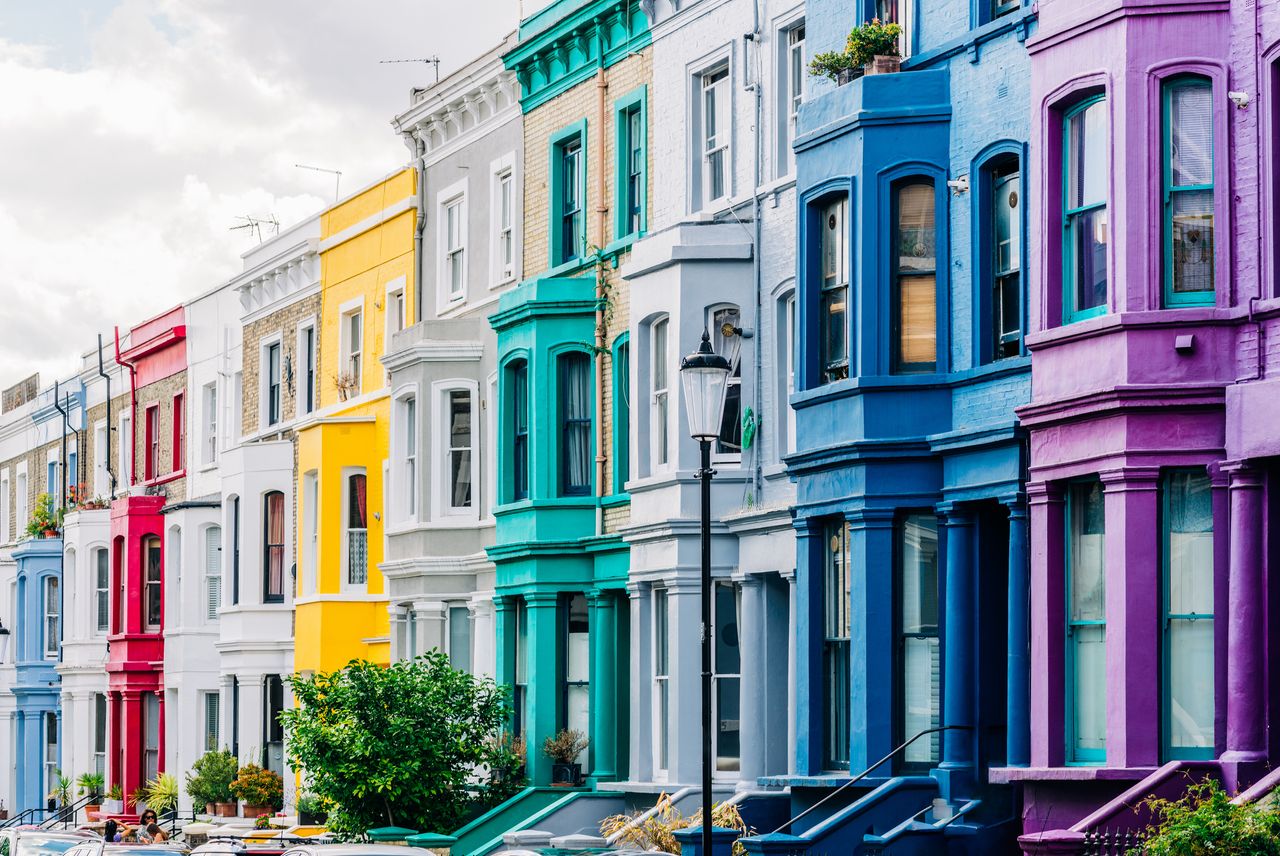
[2,806,53,829]
[42,794,94,829]
[768,725,970,836]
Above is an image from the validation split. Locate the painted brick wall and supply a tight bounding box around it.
[133,371,188,503]
[241,293,322,437]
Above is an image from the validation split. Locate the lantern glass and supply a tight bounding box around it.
[680,332,732,441]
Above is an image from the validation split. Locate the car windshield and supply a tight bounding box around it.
[18,837,87,856]
[107,850,177,856]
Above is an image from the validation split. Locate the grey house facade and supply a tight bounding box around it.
[381,35,523,678]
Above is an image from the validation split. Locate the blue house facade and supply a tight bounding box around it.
[12,536,63,816]
[745,1,1037,852]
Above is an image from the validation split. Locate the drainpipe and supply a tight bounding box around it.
[412,135,428,325]
[1251,0,1265,381]
[54,381,68,510]
[595,59,610,536]
[114,327,138,488]
[748,0,764,504]
[98,334,116,496]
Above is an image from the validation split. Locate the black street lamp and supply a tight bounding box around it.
[679,329,731,856]
[0,619,10,664]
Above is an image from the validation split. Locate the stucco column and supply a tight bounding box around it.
[1004,498,1030,767]
[1101,467,1161,769]
[218,675,235,753]
[588,589,618,782]
[414,600,448,657]
[14,710,27,812]
[120,690,141,804]
[668,580,703,785]
[938,504,977,795]
[792,520,823,776]
[848,508,896,774]
[1223,462,1266,768]
[737,574,766,787]
[627,581,653,783]
[494,597,514,704]
[469,595,496,678]
[1027,481,1065,768]
[525,592,560,786]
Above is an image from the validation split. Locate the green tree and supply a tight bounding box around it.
[283,652,524,837]
[1138,778,1280,855]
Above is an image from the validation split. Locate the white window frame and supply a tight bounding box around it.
[653,586,670,779]
[296,317,318,416]
[694,59,733,211]
[47,447,60,498]
[437,178,469,308]
[199,382,217,467]
[93,546,110,634]
[486,372,498,520]
[203,524,222,622]
[781,289,798,455]
[490,154,518,286]
[338,296,366,398]
[340,466,369,593]
[432,379,480,520]
[93,419,110,495]
[118,412,131,489]
[385,276,408,346]
[302,470,319,596]
[44,575,59,659]
[649,316,671,473]
[203,691,220,752]
[392,386,420,524]
[1,468,10,544]
[260,333,284,429]
[15,462,28,533]
[775,13,806,178]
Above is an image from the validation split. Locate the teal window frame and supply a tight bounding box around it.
[612,335,631,494]
[1065,479,1106,765]
[614,86,648,241]
[1162,76,1216,308]
[1062,95,1109,324]
[1160,469,1216,761]
[556,349,594,497]
[549,120,588,267]
[507,358,530,502]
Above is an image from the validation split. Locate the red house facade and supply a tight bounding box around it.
[107,307,186,807]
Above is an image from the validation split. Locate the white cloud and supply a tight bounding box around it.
[0,0,520,386]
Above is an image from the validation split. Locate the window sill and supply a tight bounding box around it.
[490,274,518,291]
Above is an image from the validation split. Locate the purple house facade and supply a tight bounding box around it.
[998,0,1280,848]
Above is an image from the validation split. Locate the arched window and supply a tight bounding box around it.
[1062,96,1108,322]
[710,305,743,459]
[93,547,109,633]
[650,317,671,470]
[263,491,285,603]
[892,179,938,373]
[559,353,592,496]
[508,360,529,501]
[1163,76,1215,306]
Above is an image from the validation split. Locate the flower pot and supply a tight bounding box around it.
[550,763,582,787]
[214,802,237,817]
[84,804,101,820]
[42,529,58,539]
[101,799,122,814]
[0,809,8,820]
[835,67,863,86]
[205,803,217,816]
[242,804,273,819]
[866,54,901,75]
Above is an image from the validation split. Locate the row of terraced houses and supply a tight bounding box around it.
[4,0,1280,851]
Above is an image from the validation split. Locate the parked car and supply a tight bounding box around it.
[62,842,189,856]
[0,830,99,856]
[282,846,422,856]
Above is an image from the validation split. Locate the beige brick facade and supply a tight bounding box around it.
[133,371,189,503]
[83,392,131,501]
[240,293,322,438]
[1,438,62,538]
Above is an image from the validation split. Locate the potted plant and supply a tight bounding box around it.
[543,729,588,787]
[102,784,124,814]
[77,772,104,819]
[809,19,903,83]
[0,799,8,820]
[25,493,62,539]
[229,763,283,818]
[295,792,327,826]
[139,772,179,819]
[186,749,238,816]
[48,771,73,809]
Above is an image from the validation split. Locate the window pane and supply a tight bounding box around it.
[348,474,367,529]
[1068,101,1107,209]
[449,605,471,672]
[265,492,285,599]
[824,520,851,769]
[896,183,936,274]
[1170,190,1214,295]
[1070,207,1108,312]
[899,514,940,764]
[561,354,591,493]
[1069,480,1106,758]
[1168,618,1214,749]
[899,274,937,368]
[1170,82,1213,187]
[1073,623,1107,752]
[896,182,936,370]
[449,391,473,508]
[1069,482,1106,622]
[820,197,849,383]
[1167,471,1213,615]
[900,517,938,634]
[902,636,940,763]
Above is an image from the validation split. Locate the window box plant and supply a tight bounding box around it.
[25,494,62,539]
[543,729,588,787]
[230,764,283,818]
[809,19,903,84]
[186,750,238,816]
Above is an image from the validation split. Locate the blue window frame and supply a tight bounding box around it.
[891,179,938,373]
[510,360,529,501]
[819,195,850,383]
[558,352,592,496]
[549,121,588,267]
[1062,96,1109,323]
[823,519,851,770]
[896,513,940,770]
[1162,469,1215,760]
[1066,479,1106,763]
[615,87,647,241]
[989,157,1023,360]
[1162,77,1215,307]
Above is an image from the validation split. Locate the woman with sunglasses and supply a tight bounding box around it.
[135,810,160,843]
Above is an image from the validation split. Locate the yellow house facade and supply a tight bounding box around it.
[294,167,417,674]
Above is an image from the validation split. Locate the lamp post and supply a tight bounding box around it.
[679,330,731,856]
[0,619,10,664]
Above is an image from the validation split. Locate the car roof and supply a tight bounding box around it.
[284,847,423,856]
[16,832,97,840]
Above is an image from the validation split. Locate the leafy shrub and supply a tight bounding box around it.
[186,750,239,806]
[139,772,179,815]
[230,764,284,809]
[1138,779,1280,855]
[809,19,903,81]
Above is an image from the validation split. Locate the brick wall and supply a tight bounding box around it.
[0,437,62,538]
[133,371,188,503]
[82,391,131,499]
[241,293,322,437]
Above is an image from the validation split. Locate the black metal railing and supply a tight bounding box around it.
[41,794,95,829]
[768,725,969,837]
[2,806,51,829]
[1081,827,1148,855]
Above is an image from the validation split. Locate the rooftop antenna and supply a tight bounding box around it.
[380,56,441,84]
[295,164,343,202]
[230,215,281,243]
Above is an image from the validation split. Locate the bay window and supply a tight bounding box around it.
[144,535,162,630]
[43,576,59,659]
[897,514,940,767]
[1063,96,1108,322]
[714,581,741,773]
[712,306,742,457]
[95,548,109,632]
[1163,470,1214,758]
[991,159,1022,359]
[344,471,368,587]
[1067,479,1106,763]
[1163,77,1215,306]
[820,196,849,383]
[654,587,670,775]
[263,491,285,603]
[443,389,474,512]
[204,526,221,620]
[892,180,937,373]
[562,593,590,757]
[824,519,851,770]
[651,317,670,468]
[400,395,418,518]
[510,361,529,501]
[559,352,591,496]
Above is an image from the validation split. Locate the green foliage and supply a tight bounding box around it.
[139,772,180,815]
[808,19,903,81]
[282,652,523,837]
[186,750,239,806]
[76,772,104,800]
[1138,779,1280,855]
[295,792,327,817]
[25,493,62,539]
[230,764,283,808]
[107,783,123,801]
[47,771,73,806]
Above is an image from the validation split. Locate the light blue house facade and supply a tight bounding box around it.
[12,536,63,816]
[744,1,1037,852]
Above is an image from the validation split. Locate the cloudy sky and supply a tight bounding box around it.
[0,0,525,389]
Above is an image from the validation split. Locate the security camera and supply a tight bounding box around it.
[947,175,970,195]
[1229,90,1250,109]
